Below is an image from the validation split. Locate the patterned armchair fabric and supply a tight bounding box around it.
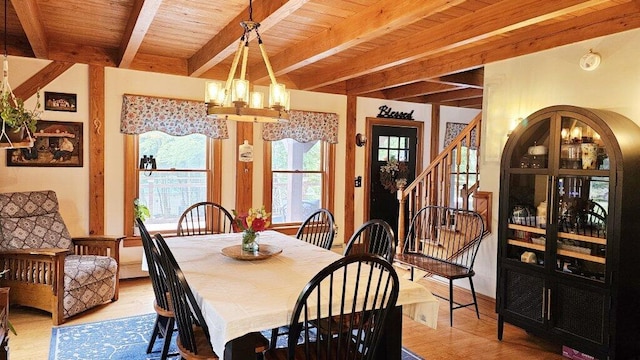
[0,190,120,324]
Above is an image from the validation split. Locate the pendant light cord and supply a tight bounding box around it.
[4,0,7,56]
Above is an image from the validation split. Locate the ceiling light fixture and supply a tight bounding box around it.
[579,49,601,71]
[205,0,289,123]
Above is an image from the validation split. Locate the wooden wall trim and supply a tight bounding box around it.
[13,61,73,100]
[344,95,356,243]
[430,104,440,162]
[88,66,105,235]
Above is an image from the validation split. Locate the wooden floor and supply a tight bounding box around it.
[10,274,566,359]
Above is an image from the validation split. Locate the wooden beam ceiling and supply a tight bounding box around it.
[118,0,163,68]
[345,1,640,95]
[296,0,607,90]
[248,0,466,83]
[11,0,47,58]
[188,0,311,77]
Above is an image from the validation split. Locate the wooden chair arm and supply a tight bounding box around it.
[72,235,124,245]
[71,235,122,264]
[0,248,70,258]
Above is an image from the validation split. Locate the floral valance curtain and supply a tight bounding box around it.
[262,110,338,144]
[120,94,229,139]
[444,122,477,150]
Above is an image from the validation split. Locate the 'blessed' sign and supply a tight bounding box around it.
[377,105,414,120]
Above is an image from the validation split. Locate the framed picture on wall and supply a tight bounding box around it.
[6,120,83,167]
[44,92,77,112]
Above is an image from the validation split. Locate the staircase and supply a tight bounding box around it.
[396,113,492,251]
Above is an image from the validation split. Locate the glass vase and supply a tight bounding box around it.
[241,230,259,252]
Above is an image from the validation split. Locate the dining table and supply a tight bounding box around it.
[159,230,439,360]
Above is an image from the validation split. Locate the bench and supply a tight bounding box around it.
[395,205,485,326]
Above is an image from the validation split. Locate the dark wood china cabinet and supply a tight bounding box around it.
[497,105,640,359]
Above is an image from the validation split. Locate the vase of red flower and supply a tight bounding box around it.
[232,206,271,252]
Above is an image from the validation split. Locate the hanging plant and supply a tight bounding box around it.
[0,90,41,134]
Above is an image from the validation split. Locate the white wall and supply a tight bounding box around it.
[477,27,640,298]
[0,58,89,236]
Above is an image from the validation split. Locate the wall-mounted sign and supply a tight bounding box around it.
[376,105,414,120]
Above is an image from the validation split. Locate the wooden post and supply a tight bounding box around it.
[397,184,406,254]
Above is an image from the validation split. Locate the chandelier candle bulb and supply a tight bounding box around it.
[250,92,264,109]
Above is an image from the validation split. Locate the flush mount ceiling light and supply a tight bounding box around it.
[205,0,289,123]
[579,49,601,71]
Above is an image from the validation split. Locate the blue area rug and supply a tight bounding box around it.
[49,313,423,359]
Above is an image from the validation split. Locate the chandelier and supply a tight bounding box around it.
[205,0,290,123]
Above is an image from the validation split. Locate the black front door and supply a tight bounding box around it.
[368,124,418,237]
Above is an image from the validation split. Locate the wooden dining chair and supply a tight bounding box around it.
[344,219,396,263]
[263,254,400,360]
[153,233,268,360]
[177,202,235,236]
[137,218,175,360]
[296,208,336,250]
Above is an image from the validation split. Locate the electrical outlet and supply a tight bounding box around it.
[355,176,362,187]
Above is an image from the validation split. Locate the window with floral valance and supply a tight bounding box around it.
[120,94,228,139]
[262,110,338,144]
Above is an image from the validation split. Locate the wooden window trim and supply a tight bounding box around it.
[123,134,222,247]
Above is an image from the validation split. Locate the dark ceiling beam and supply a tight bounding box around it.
[118,0,163,68]
[436,68,484,89]
[188,0,311,77]
[440,97,484,109]
[296,0,607,90]
[5,34,35,58]
[249,0,466,83]
[420,88,483,103]
[11,0,48,58]
[381,81,460,100]
[345,2,640,95]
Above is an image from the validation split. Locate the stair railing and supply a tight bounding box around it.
[397,113,490,252]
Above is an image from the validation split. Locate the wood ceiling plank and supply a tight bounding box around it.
[11,0,48,58]
[129,53,189,76]
[381,82,460,100]
[48,42,117,67]
[297,0,609,90]
[188,0,311,78]
[249,0,467,82]
[437,69,484,89]
[420,88,483,103]
[118,0,163,68]
[346,2,640,95]
[13,61,73,100]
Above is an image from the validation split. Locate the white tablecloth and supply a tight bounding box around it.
[161,231,438,359]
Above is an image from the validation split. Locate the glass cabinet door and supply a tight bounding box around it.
[558,115,609,171]
[505,173,549,268]
[554,175,608,282]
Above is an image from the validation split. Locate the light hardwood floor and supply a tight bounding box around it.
[10,275,566,359]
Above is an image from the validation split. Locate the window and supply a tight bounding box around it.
[265,138,334,228]
[124,132,220,242]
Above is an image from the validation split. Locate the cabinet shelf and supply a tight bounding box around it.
[556,249,606,264]
[507,224,546,235]
[557,231,606,245]
[508,239,545,251]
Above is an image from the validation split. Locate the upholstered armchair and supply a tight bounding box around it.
[0,190,121,325]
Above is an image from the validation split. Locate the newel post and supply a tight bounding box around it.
[397,185,406,254]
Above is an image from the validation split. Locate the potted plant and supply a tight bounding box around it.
[0,91,40,143]
[133,198,150,236]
